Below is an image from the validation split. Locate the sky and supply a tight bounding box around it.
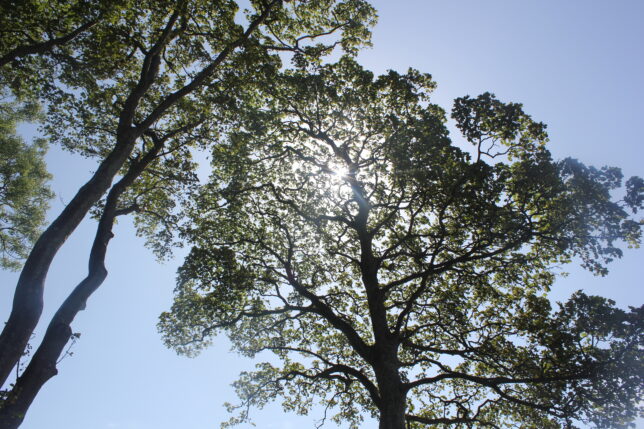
[1,1,643,428]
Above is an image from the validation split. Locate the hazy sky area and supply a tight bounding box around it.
[1,1,643,428]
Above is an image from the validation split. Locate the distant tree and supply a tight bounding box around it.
[161,58,644,429]
[0,1,376,427]
[0,100,52,270]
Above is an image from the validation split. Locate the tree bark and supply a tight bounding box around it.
[373,337,407,429]
[376,362,407,429]
[0,297,95,429]
[379,396,407,429]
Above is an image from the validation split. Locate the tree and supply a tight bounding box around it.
[0,2,376,426]
[161,58,644,429]
[0,100,52,270]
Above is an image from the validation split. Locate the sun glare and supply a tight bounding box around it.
[331,166,349,179]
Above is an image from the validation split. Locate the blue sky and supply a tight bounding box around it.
[1,1,643,428]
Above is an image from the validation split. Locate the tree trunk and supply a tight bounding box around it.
[0,318,80,429]
[0,270,108,429]
[0,138,163,428]
[0,131,138,389]
[378,392,407,429]
[374,342,407,429]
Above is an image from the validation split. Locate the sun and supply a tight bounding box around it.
[330,165,349,179]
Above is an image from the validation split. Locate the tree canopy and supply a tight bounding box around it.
[161,58,644,429]
[0,100,52,270]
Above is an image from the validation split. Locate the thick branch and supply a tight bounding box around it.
[0,19,98,68]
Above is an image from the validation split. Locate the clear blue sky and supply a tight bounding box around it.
[1,1,643,428]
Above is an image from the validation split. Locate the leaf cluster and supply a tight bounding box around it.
[0,99,53,270]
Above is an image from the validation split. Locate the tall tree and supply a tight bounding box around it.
[0,1,376,426]
[0,100,52,270]
[161,58,644,429]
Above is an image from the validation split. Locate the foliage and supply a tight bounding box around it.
[3,0,378,257]
[0,99,52,270]
[0,0,105,89]
[160,58,644,428]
